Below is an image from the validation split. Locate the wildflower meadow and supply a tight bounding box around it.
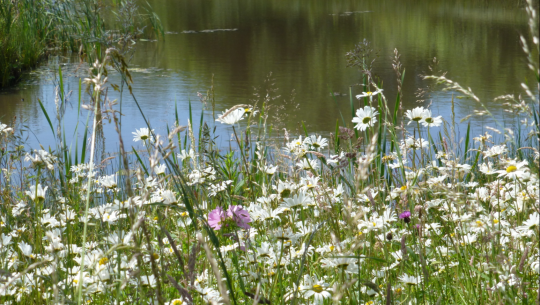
[0,1,538,304]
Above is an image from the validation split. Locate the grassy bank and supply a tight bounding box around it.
[0,0,162,88]
[0,1,538,305]
[0,0,49,87]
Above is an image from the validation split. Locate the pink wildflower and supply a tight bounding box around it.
[227,205,252,230]
[208,207,227,230]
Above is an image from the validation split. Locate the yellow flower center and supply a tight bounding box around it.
[172,300,183,305]
[99,257,108,266]
[141,135,149,140]
[152,253,160,260]
[181,212,188,217]
[506,165,517,173]
[475,220,484,227]
[357,231,363,236]
[312,285,323,293]
[154,216,158,221]
[362,117,371,124]
[400,185,407,191]
[395,288,402,294]
[329,245,335,251]
[366,92,373,95]
[493,219,499,224]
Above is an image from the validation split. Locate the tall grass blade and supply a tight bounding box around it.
[38,99,55,137]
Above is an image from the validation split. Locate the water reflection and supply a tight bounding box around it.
[0,0,535,151]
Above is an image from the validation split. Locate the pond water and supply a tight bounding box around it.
[0,0,536,152]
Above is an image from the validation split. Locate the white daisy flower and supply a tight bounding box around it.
[405,106,427,124]
[132,127,153,142]
[355,89,383,99]
[420,109,443,127]
[352,106,379,131]
[398,274,422,285]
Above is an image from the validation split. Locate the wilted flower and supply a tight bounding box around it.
[400,137,429,150]
[19,241,35,259]
[178,149,196,161]
[483,145,507,158]
[161,190,179,205]
[140,274,157,288]
[26,184,48,201]
[25,150,56,170]
[261,164,278,175]
[98,174,117,189]
[0,122,13,134]
[398,274,422,285]
[154,164,166,175]
[216,108,245,125]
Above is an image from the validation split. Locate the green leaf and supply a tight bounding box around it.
[463,122,471,162]
[132,147,149,176]
[38,99,55,137]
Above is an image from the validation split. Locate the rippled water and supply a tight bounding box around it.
[0,0,535,151]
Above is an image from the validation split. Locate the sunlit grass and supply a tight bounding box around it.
[0,1,538,304]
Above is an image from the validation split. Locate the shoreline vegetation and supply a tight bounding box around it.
[0,0,162,88]
[0,0,538,304]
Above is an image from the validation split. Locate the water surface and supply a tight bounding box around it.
[0,0,535,151]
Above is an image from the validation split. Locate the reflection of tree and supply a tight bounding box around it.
[138,0,530,130]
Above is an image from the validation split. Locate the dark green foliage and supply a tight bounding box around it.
[0,0,162,88]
